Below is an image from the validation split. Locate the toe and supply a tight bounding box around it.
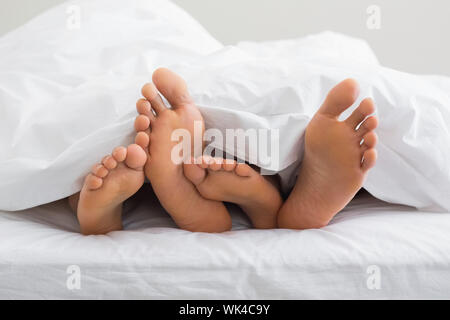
[136,98,156,121]
[183,161,207,186]
[361,131,378,150]
[134,115,150,132]
[357,115,378,137]
[91,164,108,178]
[112,146,127,162]
[152,68,193,108]
[318,78,360,118]
[102,155,117,170]
[199,155,213,169]
[124,144,147,170]
[222,159,237,172]
[141,82,167,114]
[235,163,253,177]
[208,158,223,171]
[85,173,103,191]
[135,131,150,150]
[362,148,377,172]
[345,97,375,129]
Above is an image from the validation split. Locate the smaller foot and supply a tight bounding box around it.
[184,156,283,229]
[73,144,147,235]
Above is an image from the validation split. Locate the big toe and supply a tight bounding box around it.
[124,144,147,169]
[152,68,193,108]
[318,78,360,118]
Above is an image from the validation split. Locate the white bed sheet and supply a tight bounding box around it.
[0,189,449,299]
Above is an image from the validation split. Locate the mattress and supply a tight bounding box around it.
[0,187,449,299]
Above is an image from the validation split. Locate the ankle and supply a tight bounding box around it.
[277,201,329,229]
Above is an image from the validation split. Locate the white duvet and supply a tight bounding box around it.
[0,0,449,212]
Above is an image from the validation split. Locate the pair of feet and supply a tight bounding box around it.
[69,69,378,235]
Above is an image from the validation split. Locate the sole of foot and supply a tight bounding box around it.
[134,68,232,233]
[71,144,147,235]
[278,79,378,229]
[184,156,282,229]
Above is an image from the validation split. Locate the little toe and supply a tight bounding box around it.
[91,164,108,178]
[124,144,147,170]
[102,155,117,170]
[235,163,253,177]
[357,115,378,137]
[346,97,375,129]
[134,115,150,132]
[141,83,167,114]
[318,78,360,118]
[85,173,103,191]
[362,148,377,172]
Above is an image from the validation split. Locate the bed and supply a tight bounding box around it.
[1,0,449,300]
[1,188,449,299]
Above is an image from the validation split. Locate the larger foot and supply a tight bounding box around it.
[278,79,378,229]
[134,68,232,233]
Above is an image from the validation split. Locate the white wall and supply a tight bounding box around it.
[1,0,449,75]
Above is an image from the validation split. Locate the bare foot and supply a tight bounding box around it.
[278,79,378,229]
[70,144,147,235]
[134,68,232,233]
[183,156,282,229]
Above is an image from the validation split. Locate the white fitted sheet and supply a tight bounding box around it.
[0,190,449,299]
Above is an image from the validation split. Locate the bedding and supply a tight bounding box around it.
[1,190,449,299]
[0,0,448,301]
[0,0,449,212]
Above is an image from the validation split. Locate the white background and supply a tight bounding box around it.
[0,0,449,75]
